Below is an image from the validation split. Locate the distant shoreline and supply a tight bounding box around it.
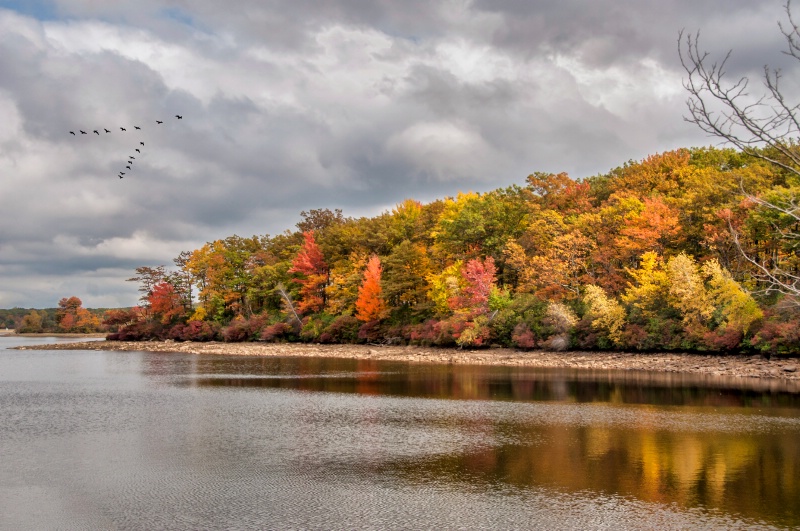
[14,339,800,386]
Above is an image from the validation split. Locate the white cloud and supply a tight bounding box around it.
[0,1,795,308]
[385,120,493,181]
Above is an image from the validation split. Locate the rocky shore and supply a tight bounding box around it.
[16,339,800,382]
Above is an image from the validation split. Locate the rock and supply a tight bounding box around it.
[782,365,797,373]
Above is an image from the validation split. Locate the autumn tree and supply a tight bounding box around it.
[17,310,43,333]
[325,253,368,316]
[184,235,268,320]
[148,281,186,324]
[381,240,432,318]
[427,261,464,316]
[582,285,626,347]
[355,255,387,322]
[172,250,195,310]
[102,308,141,331]
[453,256,497,317]
[288,231,329,314]
[56,296,100,332]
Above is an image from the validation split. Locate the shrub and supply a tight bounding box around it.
[319,315,360,343]
[109,321,166,341]
[702,327,744,351]
[300,314,336,342]
[511,323,537,350]
[751,318,800,356]
[221,315,270,342]
[358,320,384,343]
[180,320,220,341]
[541,333,570,351]
[261,322,294,342]
[221,319,250,342]
[456,317,492,348]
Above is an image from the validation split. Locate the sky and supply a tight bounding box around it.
[0,0,797,309]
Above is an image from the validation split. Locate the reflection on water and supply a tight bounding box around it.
[1,341,799,529]
[183,356,800,409]
[179,357,800,526]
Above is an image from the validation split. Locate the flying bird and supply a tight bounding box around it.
[104,128,111,133]
[126,165,131,170]
[140,142,144,146]
[129,156,135,160]
[175,115,182,119]
[120,127,126,131]
[93,130,99,135]
[119,172,125,176]
[80,130,87,134]
[69,131,75,135]
[156,120,163,124]
[135,148,141,153]
[134,126,141,130]
[119,175,123,179]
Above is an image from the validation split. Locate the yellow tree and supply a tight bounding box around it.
[583,285,626,346]
[621,252,671,320]
[702,260,763,337]
[427,261,464,317]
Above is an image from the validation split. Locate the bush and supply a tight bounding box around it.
[358,320,384,343]
[319,315,361,343]
[300,314,336,342]
[261,322,294,342]
[511,323,537,350]
[108,321,166,341]
[751,319,800,356]
[456,317,492,348]
[702,326,744,351]
[221,319,250,342]
[541,333,570,351]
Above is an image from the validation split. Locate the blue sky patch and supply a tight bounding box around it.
[0,0,59,20]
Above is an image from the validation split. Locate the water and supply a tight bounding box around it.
[1,336,798,529]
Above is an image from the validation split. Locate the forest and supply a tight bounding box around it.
[5,298,111,333]
[90,146,798,356]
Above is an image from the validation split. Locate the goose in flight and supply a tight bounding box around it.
[129,156,135,160]
[140,142,144,146]
[134,126,141,130]
[120,127,126,131]
[104,128,111,133]
[119,172,125,176]
[135,148,141,153]
[175,115,182,119]
[156,120,163,124]
[93,130,99,135]
[69,131,75,135]
[80,130,87,134]
[126,165,131,170]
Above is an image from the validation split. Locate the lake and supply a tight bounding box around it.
[1,335,798,529]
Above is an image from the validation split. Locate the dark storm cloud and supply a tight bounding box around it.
[0,1,798,308]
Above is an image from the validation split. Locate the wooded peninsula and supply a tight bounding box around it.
[18,145,797,357]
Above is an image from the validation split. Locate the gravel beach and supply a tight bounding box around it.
[15,339,800,385]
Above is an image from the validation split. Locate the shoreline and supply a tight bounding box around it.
[14,339,800,383]
[0,332,107,338]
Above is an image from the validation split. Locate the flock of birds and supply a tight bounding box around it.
[69,115,183,179]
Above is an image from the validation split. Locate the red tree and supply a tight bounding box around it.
[452,256,497,316]
[355,255,386,322]
[148,282,185,324]
[288,231,329,314]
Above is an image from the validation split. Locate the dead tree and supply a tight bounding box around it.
[679,1,800,304]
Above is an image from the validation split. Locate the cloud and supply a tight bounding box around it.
[1,1,798,308]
